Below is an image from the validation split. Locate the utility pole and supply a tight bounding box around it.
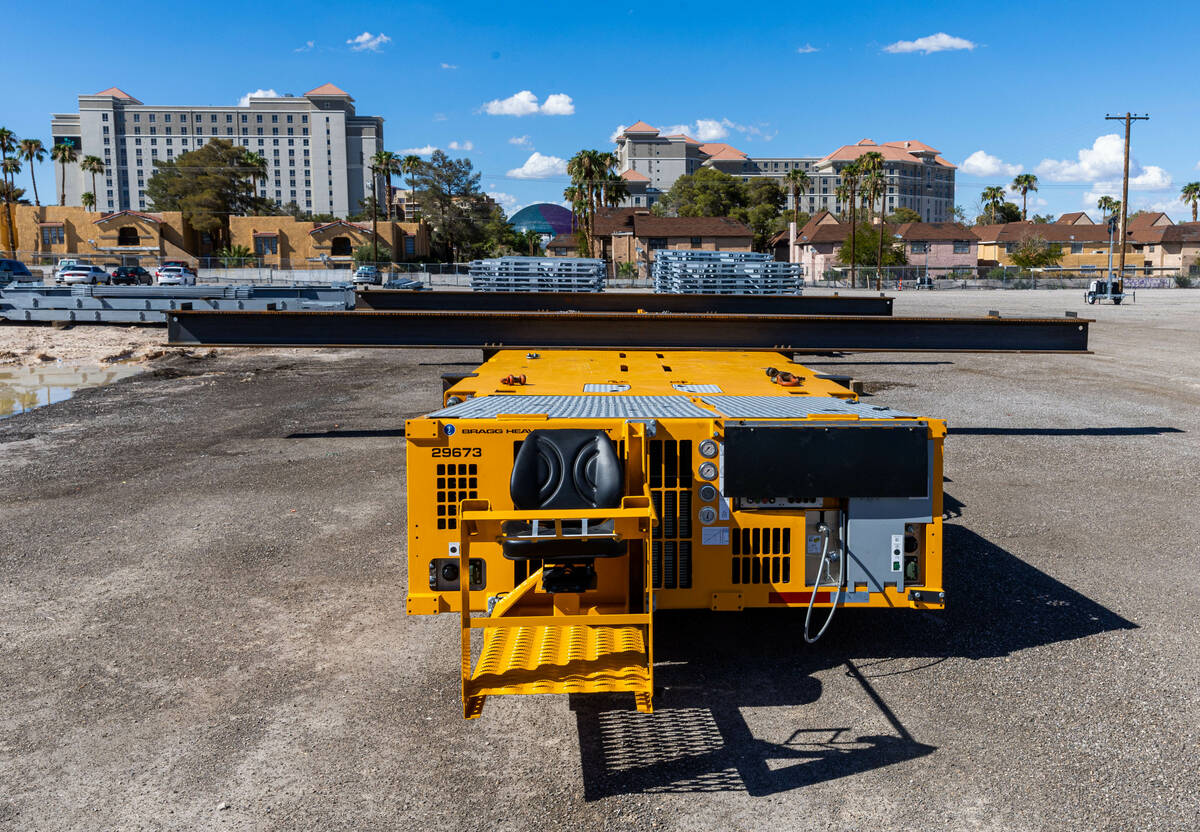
[1104,112,1149,285]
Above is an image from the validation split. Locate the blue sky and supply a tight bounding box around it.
[5,0,1200,220]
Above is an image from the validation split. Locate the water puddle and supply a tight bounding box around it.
[0,362,143,419]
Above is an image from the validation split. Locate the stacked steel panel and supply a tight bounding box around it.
[468,256,606,293]
[0,284,355,324]
[651,250,803,295]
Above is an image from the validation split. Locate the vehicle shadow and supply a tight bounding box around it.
[572,523,1137,799]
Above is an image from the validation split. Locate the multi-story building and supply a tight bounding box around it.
[613,122,956,222]
[51,84,382,218]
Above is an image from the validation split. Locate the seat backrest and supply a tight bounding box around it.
[510,429,623,510]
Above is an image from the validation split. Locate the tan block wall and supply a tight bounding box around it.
[5,204,430,268]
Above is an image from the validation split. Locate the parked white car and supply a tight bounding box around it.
[54,258,93,282]
[155,266,196,286]
[58,265,111,285]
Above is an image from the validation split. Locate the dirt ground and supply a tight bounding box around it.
[0,324,181,366]
[0,290,1198,831]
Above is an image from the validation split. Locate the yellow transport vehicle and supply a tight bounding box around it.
[405,349,945,718]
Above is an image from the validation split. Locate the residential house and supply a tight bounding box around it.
[551,208,753,277]
[782,211,976,281]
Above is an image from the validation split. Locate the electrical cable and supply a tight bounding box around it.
[803,520,845,644]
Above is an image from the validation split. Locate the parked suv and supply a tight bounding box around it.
[353,265,381,285]
[58,265,111,285]
[111,266,153,285]
[0,258,35,284]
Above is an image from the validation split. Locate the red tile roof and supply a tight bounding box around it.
[1129,211,1173,228]
[1055,212,1096,225]
[632,215,752,238]
[94,87,135,99]
[883,140,941,154]
[305,83,351,97]
[620,169,650,182]
[699,142,748,160]
[664,134,701,144]
[821,139,953,168]
[623,121,659,135]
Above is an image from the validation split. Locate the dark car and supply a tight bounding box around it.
[110,265,153,285]
[0,258,35,284]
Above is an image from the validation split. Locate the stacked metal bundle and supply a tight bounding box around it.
[468,256,606,293]
[652,250,803,295]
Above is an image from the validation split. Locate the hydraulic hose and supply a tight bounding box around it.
[803,521,845,644]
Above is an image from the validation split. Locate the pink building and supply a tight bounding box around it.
[776,212,978,282]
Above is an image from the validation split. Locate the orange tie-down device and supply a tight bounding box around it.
[405,350,945,718]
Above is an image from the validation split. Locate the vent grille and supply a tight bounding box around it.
[731,556,792,585]
[650,439,693,589]
[731,527,792,585]
[435,462,479,531]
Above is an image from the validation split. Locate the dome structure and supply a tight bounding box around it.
[509,203,574,236]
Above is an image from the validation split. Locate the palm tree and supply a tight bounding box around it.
[862,171,888,288]
[370,150,397,220]
[80,156,105,210]
[18,138,45,206]
[244,151,268,195]
[981,186,1006,224]
[566,149,618,257]
[400,154,422,221]
[834,161,862,286]
[782,168,810,239]
[1179,182,1200,223]
[856,152,885,222]
[1096,195,1120,219]
[51,142,79,205]
[81,191,95,210]
[0,128,15,254]
[367,153,385,263]
[599,171,628,209]
[1010,173,1038,220]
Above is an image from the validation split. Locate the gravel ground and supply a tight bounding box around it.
[0,290,1198,831]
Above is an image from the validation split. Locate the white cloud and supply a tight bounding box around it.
[238,88,280,107]
[507,152,567,179]
[1037,134,1127,182]
[399,145,438,155]
[294,41,314,53]
[1120,166,1172,190]
[509,135,532,147]
[540,93,575,116]
[347,31,391,52]
[609,124,628,142]
[447,140,473,151]
[1039,135,1173,196]
[433,113,447,122]
[960,150,1022,178]
[796,44,819,54]
[484,90,541,116]
[483,90,574,116]
[488,189,519,210]
[694,119,729,141]
[884,32,977,54]
[440,62,458,69]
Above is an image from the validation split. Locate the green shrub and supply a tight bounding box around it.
[1175,274,1194,288]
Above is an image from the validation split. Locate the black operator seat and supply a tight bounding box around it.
[502,429,625,561]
